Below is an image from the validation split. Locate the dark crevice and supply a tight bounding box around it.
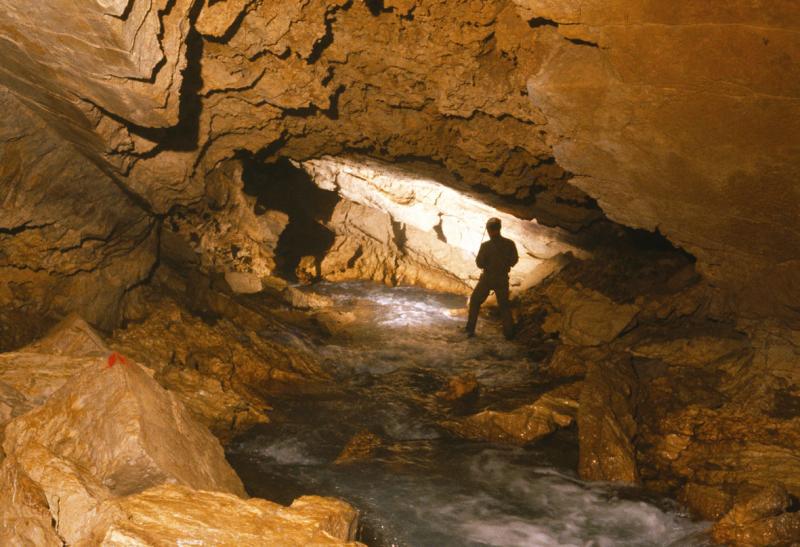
[391,219,407,251]
[0,221,56,235]
[565,37,600,48]
[307,17,335,64]
[433,218,448,244]
[108,0,205,155]
[346,246,363,268]
[279,84,347,121]
[528,17,559,29]
[241,157,339,280]
[364,0,392,16]
[307,1,353,64]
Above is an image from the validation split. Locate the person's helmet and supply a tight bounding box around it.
[486,217,502,230]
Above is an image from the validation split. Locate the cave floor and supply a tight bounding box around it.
[227,282,709,547]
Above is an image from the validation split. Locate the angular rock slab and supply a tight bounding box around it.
[0,454,62,547]
[578,356,639,484]
[3,360,246,498]
[0,352,99,405]
[88,485,363,546]
[712,484,800,547]
[443,383,581,445]
[23,313,110,358]
[542,281,639,346]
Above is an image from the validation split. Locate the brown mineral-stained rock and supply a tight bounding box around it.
[524,0,800,320]
[444,382,581,445]
[24,314,110,358]
[712,483,800,547]
[0,89,157,331]
[541,280,639,346]
[0,353,99,405]
[87,485,362,546]
[679,483,734,522]
[436,373,480,403]
[112,292,328,399]
[578,355,639,484]
[0,454,62,547]
[156,366,270,444]
[334,430,384,465]
[630,335,748,368]
[3,362,246,500]
[540,344,612,379]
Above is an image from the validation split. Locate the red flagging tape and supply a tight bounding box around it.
[107,351,128,369]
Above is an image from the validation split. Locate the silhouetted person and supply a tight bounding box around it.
[466,218,518,339]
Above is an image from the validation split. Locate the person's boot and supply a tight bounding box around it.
[463,326,476,338]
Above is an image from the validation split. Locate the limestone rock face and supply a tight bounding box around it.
[168,160,290,281]
[24,314,110,358]
[0,89,157,333]
[523,0,800,319]
[444,382,581,445]
[0,454,62,547]
[306,156,587,292]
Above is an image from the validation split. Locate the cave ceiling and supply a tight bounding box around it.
[0,0,798,322]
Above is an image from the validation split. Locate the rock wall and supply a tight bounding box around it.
[520,0,800,319]
[1,0,797,323]
[0,89,157,340]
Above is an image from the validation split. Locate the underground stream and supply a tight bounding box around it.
[226,281,711,547]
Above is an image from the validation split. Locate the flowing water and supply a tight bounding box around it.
[228,282,710,547]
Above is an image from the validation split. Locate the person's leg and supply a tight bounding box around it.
[495,280,514,339]
[466,278,490,334]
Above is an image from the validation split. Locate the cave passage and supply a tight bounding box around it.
[228,282,708,547]
[242,157,340,280]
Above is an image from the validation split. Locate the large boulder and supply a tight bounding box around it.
[4,361,245,498]
[0,315,112,407]
[0,353,98,405]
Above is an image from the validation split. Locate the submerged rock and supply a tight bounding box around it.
[443,382,581,445]
[335,430,384,465]
[435,373,480,403]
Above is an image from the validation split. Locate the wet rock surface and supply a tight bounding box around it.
[443,381,580,445]
[0,1,797,544]
[514,238,800,544]
[0,309,361,546]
